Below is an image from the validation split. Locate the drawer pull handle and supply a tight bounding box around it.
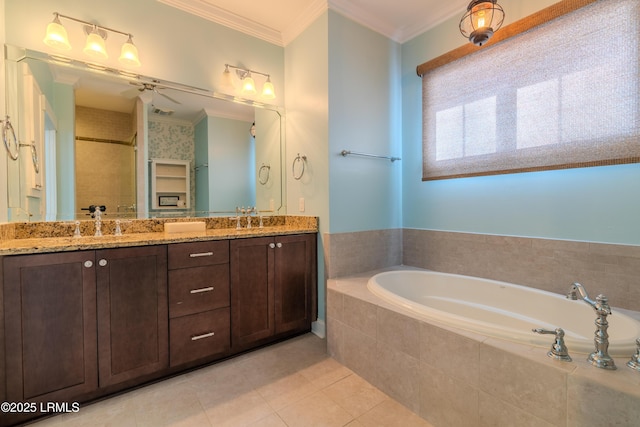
[189,252,214,258]
[191,332,215,341]
[190,286,214,294]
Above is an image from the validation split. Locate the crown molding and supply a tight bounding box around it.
[157,0,283,46]
[328,0,466,43]
[158,0,468,47]
[281,0,328,46]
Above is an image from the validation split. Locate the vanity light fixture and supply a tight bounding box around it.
[43,12,141,67]
[223,64,276,100]
[83,25,108,59]
[43,13,71,51]
[459,0,505,47]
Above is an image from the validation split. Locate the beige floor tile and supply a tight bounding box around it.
[255,371,321,410]
[323,373,388,418]
[297,356,353,389]
[277,390,354,427]
[357,399,435,427]
[27,334,431,427]
[202,389,274,427]
[247,413,289,427]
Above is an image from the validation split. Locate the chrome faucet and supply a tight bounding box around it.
[567,282,616,370]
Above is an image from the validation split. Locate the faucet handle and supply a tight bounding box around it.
[533,328,572,362]
[627,338,640,372]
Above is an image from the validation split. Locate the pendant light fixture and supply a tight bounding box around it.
[43,13,72,51]
[222,64,276,100]
[261,76,275,100]
[119,35,141,67]
[83,25,108,59]
[43,12,141,67]
[459,0,505,46]
[241,71,257,95]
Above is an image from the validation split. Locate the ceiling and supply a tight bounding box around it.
[158,0,471,46]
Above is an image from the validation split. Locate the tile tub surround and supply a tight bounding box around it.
[403,229,640,312]
[327,268,640,427]
[324,229,402,278]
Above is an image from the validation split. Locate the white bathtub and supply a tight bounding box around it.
[367,269,640,356]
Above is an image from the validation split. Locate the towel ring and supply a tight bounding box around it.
[20,142,39,174]
[292,153,307,180]
[258,163,270,185]
[2,116,19,161]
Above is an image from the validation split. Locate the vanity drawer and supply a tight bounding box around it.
[168,240,229,270]
[168,264,230,318]
[170,308,230,367]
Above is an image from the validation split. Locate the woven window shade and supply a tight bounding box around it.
[421,0,639,181]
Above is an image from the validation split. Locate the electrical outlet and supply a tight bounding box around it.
[299,197,305,212]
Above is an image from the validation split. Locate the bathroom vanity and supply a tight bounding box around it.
[0,217,317,426]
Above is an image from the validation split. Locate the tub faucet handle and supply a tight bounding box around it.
[627,338,640,372]
[533,328,572,362]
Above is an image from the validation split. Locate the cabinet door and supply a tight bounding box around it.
[3,251,98,403]
[96,245,168,387]
[274,234,316,334]
[230,237,274,350]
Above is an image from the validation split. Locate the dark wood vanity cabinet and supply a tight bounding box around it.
[167,241,231,367]
[2,246,168,409]
[3,251,98,405]
[95,246,168,387]
[0,232,316,426]
[230,234,316,351]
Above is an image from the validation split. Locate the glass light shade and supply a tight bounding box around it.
[261,78,276,99]
[221,66,235,92]
[119,36,141,67]
[43,18,71,50]
[241,74,257,95]
[83,29,108,59]
[460,1,505,46]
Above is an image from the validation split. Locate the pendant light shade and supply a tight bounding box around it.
[83,26,108,59]
[119,35,141,67]
[459,0,505,46]
[221,65,235,91]
[241,72,257,95]
[261,76,276,99]
[43,14,71,50]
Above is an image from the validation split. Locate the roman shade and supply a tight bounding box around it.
[419,0,639,180]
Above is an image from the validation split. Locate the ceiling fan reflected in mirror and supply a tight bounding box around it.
[123,81,181,104]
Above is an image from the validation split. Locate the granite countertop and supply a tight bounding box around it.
[0,216,318,256]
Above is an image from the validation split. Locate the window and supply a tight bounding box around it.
[419,0,639,180]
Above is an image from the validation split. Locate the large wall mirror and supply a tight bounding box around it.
[4,45,285,222]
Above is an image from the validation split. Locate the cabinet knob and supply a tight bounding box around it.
[276,242,283,248]
[269,243,276,249]
[84,260,93,268]
[98,259,108,267]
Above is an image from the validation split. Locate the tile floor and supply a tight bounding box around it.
[29,334,433,427]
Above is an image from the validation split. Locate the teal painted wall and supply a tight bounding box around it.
[194,117,209,213]
[328,11,402,233]
[401,0,640,245]
[207,116,254,211]
[284,12,329,324]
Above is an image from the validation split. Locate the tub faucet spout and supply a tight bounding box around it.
[567,282,595,306]
[568,282,616,370]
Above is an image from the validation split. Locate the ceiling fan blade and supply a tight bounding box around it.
[121,87,143,98]
[155,88,181,104]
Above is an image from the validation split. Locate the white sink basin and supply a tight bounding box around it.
[164,221,206,234]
